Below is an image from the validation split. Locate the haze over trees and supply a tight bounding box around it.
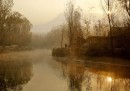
[119,0,130,16]
[0,0,32,47]
[30,0,130,58]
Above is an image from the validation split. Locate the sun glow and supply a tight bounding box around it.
[107,77,112,82]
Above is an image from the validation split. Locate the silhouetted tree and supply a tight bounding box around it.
[65,2,84,56]
[100,0,114,54]
[65,2,75,47]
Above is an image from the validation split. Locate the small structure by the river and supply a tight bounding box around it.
[84,26,130,57]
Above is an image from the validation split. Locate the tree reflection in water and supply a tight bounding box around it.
[0,60,33,91]
[68,63,85,91]
[53,57,130,91]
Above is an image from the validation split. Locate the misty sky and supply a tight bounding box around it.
[13,0,104,25]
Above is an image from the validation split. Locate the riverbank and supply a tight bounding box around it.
[53,56,130,68]
[53,56,130,79]
[0,49,51,62]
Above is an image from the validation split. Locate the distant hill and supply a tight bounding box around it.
[32,13,65,34]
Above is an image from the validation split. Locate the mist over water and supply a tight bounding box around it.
[0,49,129,91]
[0,0,130,91]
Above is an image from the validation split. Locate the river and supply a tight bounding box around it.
[0,49,129,91]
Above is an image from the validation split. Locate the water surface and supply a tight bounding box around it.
[0,49,130,91]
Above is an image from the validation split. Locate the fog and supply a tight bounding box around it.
[0,0,130,91]
[0,49,129,91]
[13,0,105,33]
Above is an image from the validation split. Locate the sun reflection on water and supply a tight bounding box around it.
[107,77,112,82]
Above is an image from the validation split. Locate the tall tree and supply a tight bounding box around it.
[6,12,32,46]
[73,9,83,39]
[65,2,83,47]
[0,0,13,45]
[0,0,32,46]
[65,2,75,46]
[100,0,114,53]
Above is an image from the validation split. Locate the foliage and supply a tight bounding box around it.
[94,20,108,36]
[31,25,68,49]
[0,0,32,46]
[65,2,83,47]
[118,0,130,16]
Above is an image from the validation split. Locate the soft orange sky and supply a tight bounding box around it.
[13,0,104,25]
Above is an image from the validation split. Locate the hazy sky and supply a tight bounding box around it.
[13,0,104,25]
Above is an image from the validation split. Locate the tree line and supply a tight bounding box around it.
[32,0,130,53]
[0,0,32,47]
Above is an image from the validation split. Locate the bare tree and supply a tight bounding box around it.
[117,0,130,26]
[65,2,75,46]
[60,24,67,48]
[65,2,83,47]
[82,19,90,38]
[94,20,108,36]
[100,0,115,53]
[119,0,130,16]
[73,8,83,39]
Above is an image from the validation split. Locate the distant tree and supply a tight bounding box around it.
[94,20,108,36]
[65,2,75,46]
[60,24,67,48]
[31,34,45,48]
[82,19,90,38]
[0,0,13,45]
[73,8,83,39]
[65,2,83,47]
[6,12,32,46]
[37,25,68,49]
[0,0,32,47]
[94,21,102,36]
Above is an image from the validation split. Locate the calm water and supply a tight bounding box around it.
[0,49,130,91]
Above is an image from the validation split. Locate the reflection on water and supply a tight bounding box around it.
[53,57,130,91]
[0,50,129,91]
[0,60,33,91]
